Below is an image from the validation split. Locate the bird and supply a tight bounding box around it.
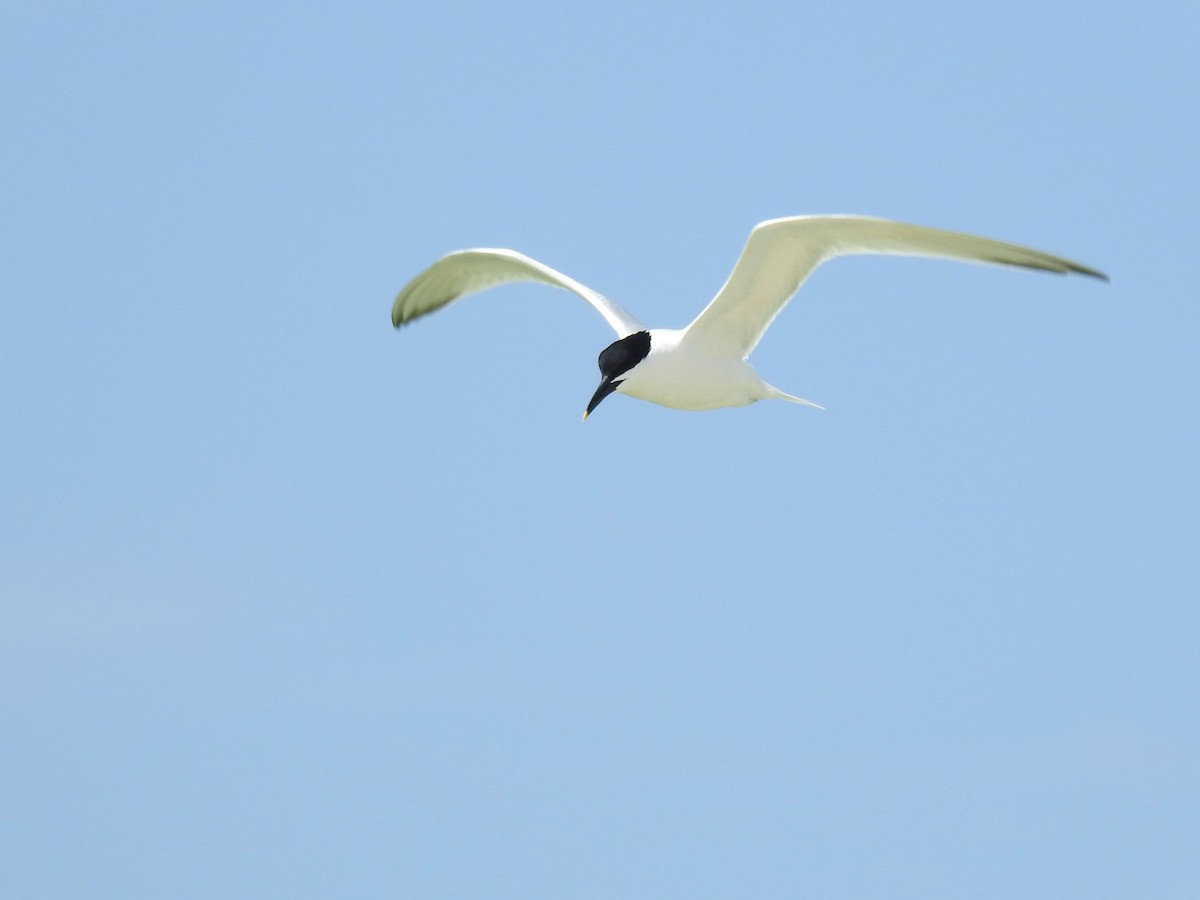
[391,215,1107,419]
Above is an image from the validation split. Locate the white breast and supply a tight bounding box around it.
[613,329,773,411]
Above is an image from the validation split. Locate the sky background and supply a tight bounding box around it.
[2,2,1197,897]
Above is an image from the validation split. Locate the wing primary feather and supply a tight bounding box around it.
[391,248,643,337]
[684,215,1107,356]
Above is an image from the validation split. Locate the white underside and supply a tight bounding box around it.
[612,329,820,411]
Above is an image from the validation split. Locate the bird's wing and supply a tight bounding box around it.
[391,248,645,337]
[683,216,1108,357]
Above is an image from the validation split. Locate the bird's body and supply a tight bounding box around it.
[612,329,806,411]
[391,216,1106,418]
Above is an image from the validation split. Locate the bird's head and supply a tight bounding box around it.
[583,330,652,420]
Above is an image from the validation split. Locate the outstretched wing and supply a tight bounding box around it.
[683,216,1108,356]
[392,248,644,337]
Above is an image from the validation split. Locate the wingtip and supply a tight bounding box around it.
[1071,263,1110,283]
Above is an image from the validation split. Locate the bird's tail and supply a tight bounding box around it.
[766,385,824,409]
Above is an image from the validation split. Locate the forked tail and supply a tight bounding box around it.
[765,385,824,409]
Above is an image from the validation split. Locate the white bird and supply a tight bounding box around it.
[391,215,1107,419]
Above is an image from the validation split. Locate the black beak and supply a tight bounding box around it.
[583,376,618,421]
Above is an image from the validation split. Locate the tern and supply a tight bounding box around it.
[391,215,1106,419]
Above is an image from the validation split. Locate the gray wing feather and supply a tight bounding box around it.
[392,248,644,337]
[684,216,1108,356]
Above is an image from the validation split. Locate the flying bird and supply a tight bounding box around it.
[391,216,1107,419]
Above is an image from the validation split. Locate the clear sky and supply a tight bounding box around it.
[2,2,1197,897]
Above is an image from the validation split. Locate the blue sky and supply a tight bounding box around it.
[2,2,1197,897]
